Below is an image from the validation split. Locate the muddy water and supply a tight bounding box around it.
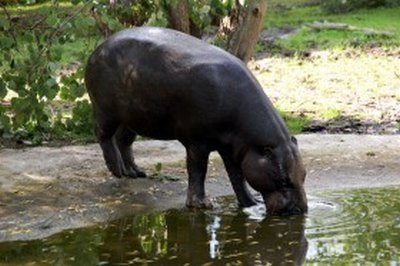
[0,187,399,265]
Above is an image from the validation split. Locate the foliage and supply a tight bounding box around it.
[321,0,400,13]
[0,1,101,144]
[0,0,240,144]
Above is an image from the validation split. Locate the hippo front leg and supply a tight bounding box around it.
[218,149,259,207]
[185,145,213,209]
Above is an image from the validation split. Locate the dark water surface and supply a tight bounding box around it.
[0,187,399,265]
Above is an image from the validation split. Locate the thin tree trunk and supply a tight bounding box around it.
[227,0,267,63]
[167,0,190,34]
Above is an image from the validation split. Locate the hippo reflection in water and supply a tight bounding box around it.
[100,210,308,265]
[85,27,308,215]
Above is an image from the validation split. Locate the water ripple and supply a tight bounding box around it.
[305,188,400,264]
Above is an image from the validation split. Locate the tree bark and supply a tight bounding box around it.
[167,0,190,34]
[226,0,267,63]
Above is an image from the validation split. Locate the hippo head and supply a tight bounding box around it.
[241,136,307,215]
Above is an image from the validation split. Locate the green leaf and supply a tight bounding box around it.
[45,14,59,28]
[59,85,70,100]
[0,16,9,31]
[45,78,57,88]
[0,37,14,49]
[70,82,85,99]
[47,62,59,73]
[155,162,163,173]
[71,0,83,5]
[0,80,7,99]
[101,13,123,31]
[47,86,60,101]
[0,112,11,132]
[85,16,96,27]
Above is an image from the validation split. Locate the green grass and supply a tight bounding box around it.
[267,0,318,6]
[7,2,76,16]
[265,6,324,28]
[265,6,400,54]
[320,108,343,121]
[278,110,310,134]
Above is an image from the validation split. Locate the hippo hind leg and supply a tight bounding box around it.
[114,125,146,178]
[95,118,125,178]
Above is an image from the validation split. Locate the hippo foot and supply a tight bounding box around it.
[135,169,147,178]
[106,162,124,178]
[186,196,213,209]
[122,167,147,179]
[108,163,147,179]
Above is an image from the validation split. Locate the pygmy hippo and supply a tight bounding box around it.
[85,27,307,215]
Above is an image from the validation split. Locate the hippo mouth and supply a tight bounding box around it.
[263,191,308,216]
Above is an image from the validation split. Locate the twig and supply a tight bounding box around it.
[46,1,93,47]
[34,1,93,67]
[0,3,18,49]
[29,14,48,31]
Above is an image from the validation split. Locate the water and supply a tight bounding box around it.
[0,187,399,265]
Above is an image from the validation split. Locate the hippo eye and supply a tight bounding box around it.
[279,178,294,189]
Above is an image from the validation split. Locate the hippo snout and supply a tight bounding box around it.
[264,189,308,216]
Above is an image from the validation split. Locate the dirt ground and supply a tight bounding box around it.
[0,134,399,242]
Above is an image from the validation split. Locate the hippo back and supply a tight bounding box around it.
[85,27,281,144]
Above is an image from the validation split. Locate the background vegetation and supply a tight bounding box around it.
[1,0,399,146]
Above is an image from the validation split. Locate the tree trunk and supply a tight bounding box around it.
[167,0,190,34]
[226,0,267,63]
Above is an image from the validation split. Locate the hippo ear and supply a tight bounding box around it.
[291,136,298,145]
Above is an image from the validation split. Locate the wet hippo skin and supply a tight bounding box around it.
[85,26,307,215]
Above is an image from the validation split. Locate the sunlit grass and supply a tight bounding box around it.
[320,108,343,121]
[7,1,76,15]
[268,0,319,6]
[265,6,324,28]
[257,48,400,127]
[278,110,311,134]
[265,6,400,53]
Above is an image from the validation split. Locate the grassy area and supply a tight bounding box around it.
[265,5,400,54]
[258,2,400,133]
[267,0,319,6]
[255,47,400,134]
[6,1,75,15]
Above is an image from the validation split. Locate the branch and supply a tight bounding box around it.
[0,3,18,49]
[36,1,92,59]
[47,1,92,46]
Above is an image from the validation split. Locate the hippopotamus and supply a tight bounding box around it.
[85,26,307,215]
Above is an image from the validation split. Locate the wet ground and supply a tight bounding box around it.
[0,134,399,242]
